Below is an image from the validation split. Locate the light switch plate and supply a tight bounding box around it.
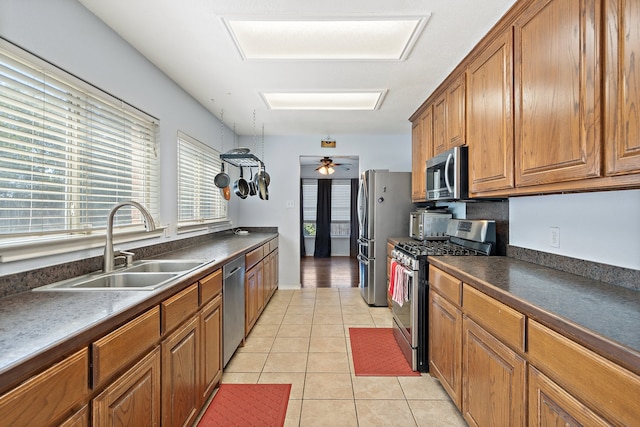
[550,227,560,248]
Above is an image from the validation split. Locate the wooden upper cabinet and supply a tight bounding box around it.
[605,0,640,175]
[467,28,515,195]
[433,94,447,155]
[514,0,601,187]
[411,106,433,201]
[446,74,466,149]
[433,73,466,156]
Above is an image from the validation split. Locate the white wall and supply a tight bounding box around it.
[0,0,239,275]
[510,190,640,270]
[236,134,412,288]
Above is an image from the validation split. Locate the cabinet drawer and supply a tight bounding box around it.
[429,265,462,306]
[528,319,640,426]
[0,348,89,427]
[463,284,525,352]
[93,307,160,388]
[162,283,199,333]
[268,238,278,253]
[246,245,265,269]
[199,269,222,305]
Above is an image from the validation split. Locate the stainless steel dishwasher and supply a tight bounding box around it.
[223,256,245,367]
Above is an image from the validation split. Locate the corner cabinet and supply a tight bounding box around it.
[467,28,515,195]
[605,0,640,175]
[514,0,601,187]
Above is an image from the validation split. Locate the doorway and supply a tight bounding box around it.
[299,155,360,287]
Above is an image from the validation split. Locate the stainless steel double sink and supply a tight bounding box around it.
[34,260,209,291]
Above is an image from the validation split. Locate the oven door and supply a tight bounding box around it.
[390,260,417,369]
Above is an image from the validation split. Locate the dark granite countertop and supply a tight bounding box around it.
[0,232,277,392]
[429,256,640,375]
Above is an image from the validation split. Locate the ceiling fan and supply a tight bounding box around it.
[315,156,351,175]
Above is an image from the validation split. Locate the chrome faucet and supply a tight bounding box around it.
[103,201,156,273]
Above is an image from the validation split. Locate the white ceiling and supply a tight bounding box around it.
[77,0,517,137]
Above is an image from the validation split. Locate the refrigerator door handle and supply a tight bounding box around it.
[357,254,369,265]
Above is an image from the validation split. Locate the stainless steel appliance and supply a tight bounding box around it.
[223,256,245,367]
[409,209,452,241]
[425,146,468,201]
[390,219,496,371]
[357,169,412,306]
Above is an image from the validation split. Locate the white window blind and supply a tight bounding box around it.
[177,132,227,227]
[0,41,159,240]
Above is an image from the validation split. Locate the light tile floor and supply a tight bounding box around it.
[221,288,467,426]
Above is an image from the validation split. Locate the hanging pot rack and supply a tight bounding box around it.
[220,152,264,168]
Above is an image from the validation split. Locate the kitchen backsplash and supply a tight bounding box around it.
[465,200,510,256]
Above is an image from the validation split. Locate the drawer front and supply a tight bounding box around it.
[0,348,89,427]
[199,269,222,305]
[162,283,199,333]
[528,319,640,426]
[246,245,265,269]
[93,307,160,387]
[463,284,525,352]
[429,265,462,306]
[268,238,278,253]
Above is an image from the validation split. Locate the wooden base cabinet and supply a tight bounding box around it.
[462,317,526,427]
[429,290,463,409]
[93,347,161,427]
[528,365,609,427]
[200,294,222,403]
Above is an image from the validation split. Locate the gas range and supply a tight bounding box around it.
[392,219,496,269]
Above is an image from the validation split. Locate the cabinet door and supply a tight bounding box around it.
[411,117,426,201]
[245,264,259,335]
[462,317,526,427]
[93,347,161,427]
[446,74,466,149]
[162,316,200,427]
[59,405,89,427]
[200,295,222,403]
[605,0,640,175]
[514,0,601,186]
[528,366,609,427]
[467,29,515,194]
[264,251,273,304]
[429,290,462,409]
[433,94,447,155]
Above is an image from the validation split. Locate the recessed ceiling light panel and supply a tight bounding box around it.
[261,91,385,110]
[223,17,429,60]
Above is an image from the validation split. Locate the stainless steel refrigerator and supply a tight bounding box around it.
[357,169,412,306]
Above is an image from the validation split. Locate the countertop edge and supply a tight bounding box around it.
[428,257,640,376]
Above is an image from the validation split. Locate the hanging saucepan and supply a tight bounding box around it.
[248,168,258,196]
[233,167,249,199]
[257,165,269,200]
[214,163,230,189]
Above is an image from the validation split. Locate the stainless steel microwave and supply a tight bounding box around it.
[425,146,468,201]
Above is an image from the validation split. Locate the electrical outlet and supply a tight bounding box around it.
[550,227,560,248]
[286,200,295,209]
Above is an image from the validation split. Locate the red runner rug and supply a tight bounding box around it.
[349,328,421,376]
[197,383,291,427]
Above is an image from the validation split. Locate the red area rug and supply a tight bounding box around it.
[349,328,421,376]
[197,383,291,427]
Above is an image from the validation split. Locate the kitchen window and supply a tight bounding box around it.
[0,40,159,258]
[177,132,227,229]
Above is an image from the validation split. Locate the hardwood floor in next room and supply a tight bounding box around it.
[300,256,359,288]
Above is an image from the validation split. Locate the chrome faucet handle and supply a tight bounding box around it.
[114,250,135,267]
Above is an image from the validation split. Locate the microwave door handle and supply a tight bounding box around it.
[444,152,453,194]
